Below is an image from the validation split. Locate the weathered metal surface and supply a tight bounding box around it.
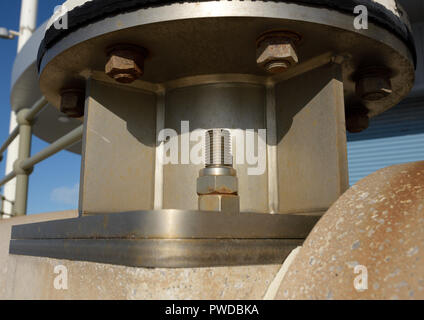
[275,64,349,213]
[11,210,321,240]
[9,238,302,268]
[39,0,416,65]
[38,2,415,120]
[80,64,347,215]
[355,66,393,102]
[162,81,269,213]
[198,195,240,214]
[256,31,301,74]
[79,80,156,214]
[276,161,424,299]
[197,129,240,213]
[60,88,85,118]
[105,44,147,84]
[197,175,238,195]
[9,210,320,267]
[346,105,370,133]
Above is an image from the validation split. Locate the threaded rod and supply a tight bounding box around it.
[205,129,233,167]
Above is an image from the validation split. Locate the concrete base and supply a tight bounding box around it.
[0,212,281,299]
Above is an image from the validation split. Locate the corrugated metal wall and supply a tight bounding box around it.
[347,99,424,185]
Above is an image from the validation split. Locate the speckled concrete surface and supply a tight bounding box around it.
[276,161,424,300]
[0,211,78,299]
[0,211,280,299]
[4,256,280,300]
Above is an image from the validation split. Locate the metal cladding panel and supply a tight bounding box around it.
[347,100,424,185]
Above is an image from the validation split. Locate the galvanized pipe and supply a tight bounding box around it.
[0,124,83,216]
[0,98,46,159]
[0,126,83,187]
[0,172,17,188]
[13,110,32,216]
[0,126,19,156]
[25,97,48,122]
[21,125,83,171]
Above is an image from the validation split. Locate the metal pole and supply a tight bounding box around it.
[0,172,17,188]
[1,195,4,218]
[21,126,83,171]
[0,126,83,189]
[25,97,48,122]
[13,109,32,216]
[0,126,19,156]
[3,0,38,218]
[17,0,38,52]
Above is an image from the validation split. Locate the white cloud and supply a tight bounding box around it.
[50,184,79,206]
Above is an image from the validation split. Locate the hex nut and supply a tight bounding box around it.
[256,38,299,74]
[105,45,147,84]
[346,106,369,133]
[197,175,238,195]
[346,114,369,133]
[198,195,240,214]
[356,77,392,101]
[355,67,392,101]
[60,89,85,118]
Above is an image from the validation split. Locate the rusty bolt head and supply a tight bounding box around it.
[256,31,301,74]
[197,175,238,195]
[346,106,369,133]
[198,194,240,214]
[60,88,85,118]
[105,44,147,84]
[355,67,392,101]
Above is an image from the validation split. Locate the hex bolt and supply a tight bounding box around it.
[197,129,240,214]
[105,44,148,84]
[355,66,393,101]
[346,105,369,133]
[60,88,85,118]
[256,30,301,74]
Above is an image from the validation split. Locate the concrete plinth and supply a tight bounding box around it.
[0,212,281,299]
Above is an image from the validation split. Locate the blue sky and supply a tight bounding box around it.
[0,0,81,214]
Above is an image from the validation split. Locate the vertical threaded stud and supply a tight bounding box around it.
[205,129,233,167]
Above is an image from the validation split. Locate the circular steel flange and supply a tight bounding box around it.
[10,210,321,267]
[38,1,415,119]
[39,0,416,65]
